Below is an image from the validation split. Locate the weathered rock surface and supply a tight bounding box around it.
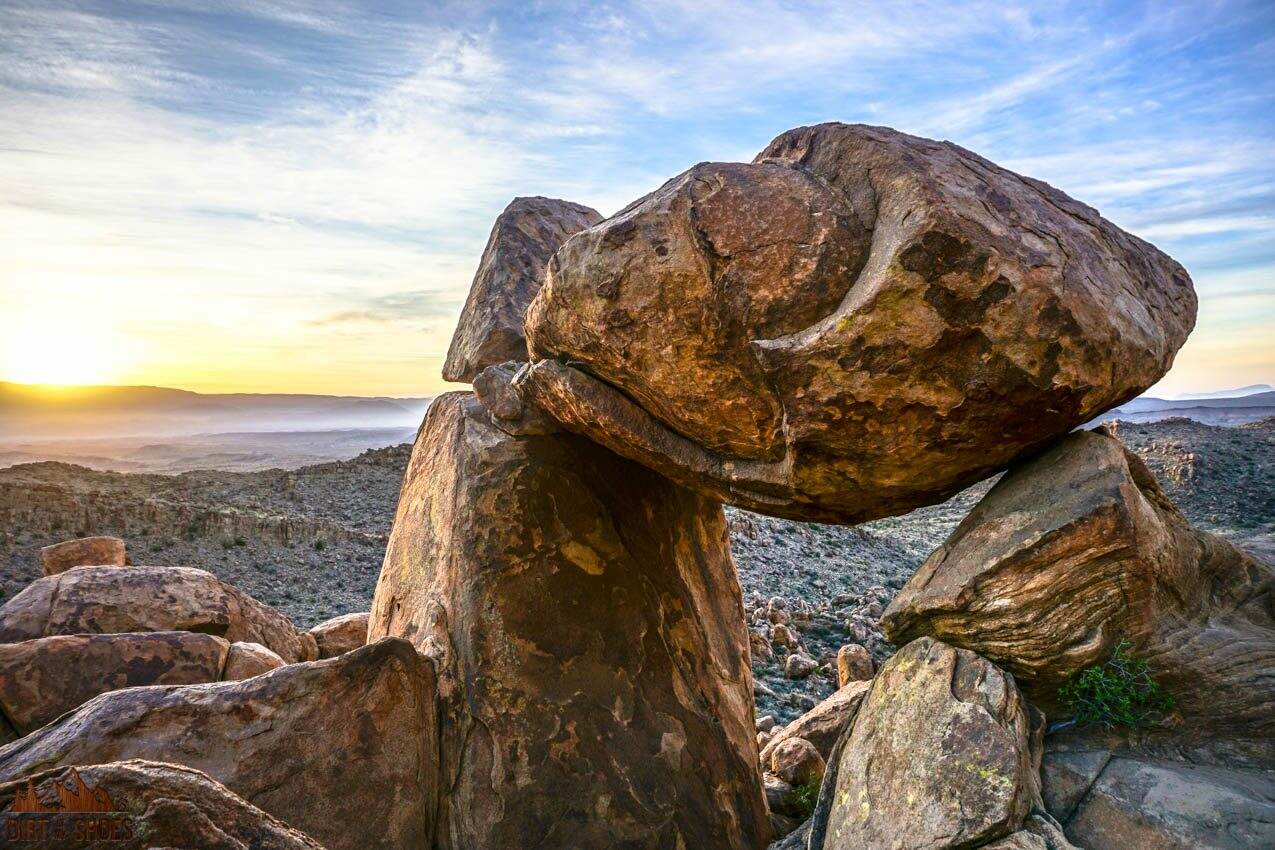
[1048,752,1275,849]
[0,632,229,735]
[369,391,767,850]
[0,638,438,850]
[522,122,1195,523]
[443,196,602,382]
[0,565,315,663]
[882,429,1275,744]
[221,641,285,680]
[39,535,125,575]
[0,760,325,849]
[808,638,1041,850]
[836,644,873,686]
[981,815,1079,850]
[769,737,825,787]
[759,680,870,766]
[307,611,368,658]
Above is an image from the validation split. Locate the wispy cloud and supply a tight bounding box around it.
[0,0,1272,394]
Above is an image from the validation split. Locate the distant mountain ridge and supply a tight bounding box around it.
[0,382,432,439]
[1173,384,1273,400]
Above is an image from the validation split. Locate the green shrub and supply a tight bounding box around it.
[791,781,820,818]
[1058,639,1175,729]
[314,539,326,551]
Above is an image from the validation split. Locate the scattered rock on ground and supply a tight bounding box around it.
[0,564,315,663]
[769,737,825,787]
[39,535,125,575]
[308,611,369,658]
[221,640,285,680]
[760,681,871,766]
[836,644,873,685]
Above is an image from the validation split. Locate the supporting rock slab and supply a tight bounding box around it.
[369,391,768,850]
[882,429,1275,749]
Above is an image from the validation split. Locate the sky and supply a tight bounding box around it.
[0,0,1272,397]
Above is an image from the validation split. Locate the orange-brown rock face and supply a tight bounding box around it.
[0,632,230,735]
[369,392,768,850]
[882,429,1274,749]
[523,123,1196,523]
[0,761,326,850]
[443,196,602,382]
[0,565,314,663]
[39,535,126,575]
[0,639,438,850]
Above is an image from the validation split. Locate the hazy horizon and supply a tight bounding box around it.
[2,1,1273,397]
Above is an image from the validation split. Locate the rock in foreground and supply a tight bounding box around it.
[882,429,1274,747]
[0,638,438,850]
[369,392,767,850]
[0,760,325,849]
[523,123,1195,523]
[307,611,369,658]
[443,196,602,382]
[808,638,1041,850]
[0,565,316,663]
[0,631,229,735]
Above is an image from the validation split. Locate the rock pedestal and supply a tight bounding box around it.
[369,391,768,850]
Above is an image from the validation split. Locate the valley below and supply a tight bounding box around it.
[3,415,1270,724]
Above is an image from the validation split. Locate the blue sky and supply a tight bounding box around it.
[0,0,1271,395]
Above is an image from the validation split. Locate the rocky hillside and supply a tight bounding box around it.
[2,418,1270,723]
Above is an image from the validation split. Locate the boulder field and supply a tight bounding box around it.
[3,122,1266,850]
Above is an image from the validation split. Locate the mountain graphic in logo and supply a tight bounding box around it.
[9,769,115,813]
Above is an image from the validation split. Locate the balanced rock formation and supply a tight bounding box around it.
[221,640,285,680]
[443,196,602,382]
[39,535,126,575]
[0,638,438,850]
[521,123,1195,523]
[881,429,1275,745]
[836,643,873,685]
[0,632,229,736]
[307,611,369,658]
[807,638,1042,850]
[369,391,767,850]
[0,565,316,663]
[0,760,325,850]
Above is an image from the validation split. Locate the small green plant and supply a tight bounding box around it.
[232,535,247,547]
[314,539,326,551]
[790,781,820,818]
[1058,639,1175,729]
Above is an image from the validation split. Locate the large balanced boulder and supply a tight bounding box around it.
[0,565,316,663]
[807,638,1042,850]
[39,535,126,575]
[881,429,1275,746]
[443,195,602,382]
[0,760,325,849]
[522,123,1195,523]
[0,632,230,735]
[369,391,768,850]
[0,638,438,850]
